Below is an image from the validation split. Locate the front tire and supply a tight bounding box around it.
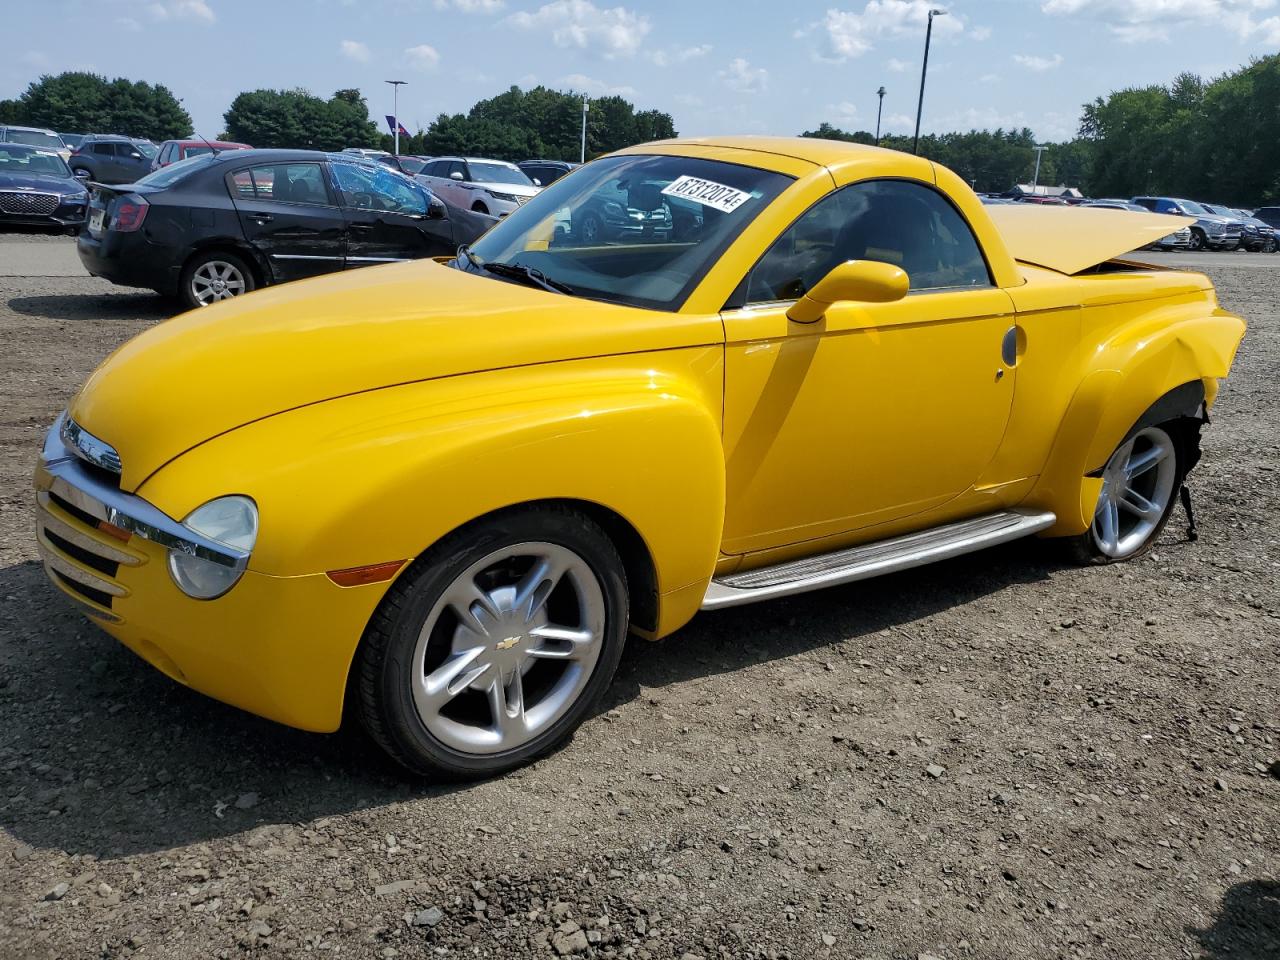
[1070,424,1183,565]
[1188,230,1206,251]
[355,505,629,780]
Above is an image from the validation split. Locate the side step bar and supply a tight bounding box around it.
[701,509,1057,610]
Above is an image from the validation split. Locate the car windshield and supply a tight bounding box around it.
[467,161,533,186]
[398,157,428,175]
[465,153,793,311]
[137,152,216,186]
[1179,200,1209,215]
[134,142,158,159]
[6,129,63,149]
[0,146,71,177]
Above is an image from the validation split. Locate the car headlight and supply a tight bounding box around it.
[488,191,519,203]
[167,495,258,600]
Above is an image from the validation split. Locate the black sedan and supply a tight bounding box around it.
[78,149,486,309]
[0,144,89,231]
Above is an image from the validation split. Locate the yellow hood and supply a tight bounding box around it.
[70,260,722,491]
[985,205,1196,275]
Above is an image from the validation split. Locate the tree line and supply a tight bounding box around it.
[4,54,1277,203]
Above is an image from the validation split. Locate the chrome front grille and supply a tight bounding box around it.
[35,490,141,621]
[0,191,59,215]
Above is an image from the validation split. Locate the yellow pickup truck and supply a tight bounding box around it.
[35,137,1245,779]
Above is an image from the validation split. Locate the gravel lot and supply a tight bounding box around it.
[0,232,1276,960]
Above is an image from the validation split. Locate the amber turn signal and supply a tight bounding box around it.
[326,560,406,587]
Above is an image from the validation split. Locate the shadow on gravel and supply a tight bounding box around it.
[7,293,174,322]
[0,538,1063,860]
[1189,879,1280,960]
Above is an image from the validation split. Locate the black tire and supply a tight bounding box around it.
[1068,422,1187,566]
[354,504,629,780]
[471,201,489,215]
[580,211,604,243]
[1188,229,1206,251]
[178,250,255,310]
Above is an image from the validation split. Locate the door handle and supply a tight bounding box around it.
[1001,325,1020,367]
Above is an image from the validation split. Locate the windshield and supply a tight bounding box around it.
[134,141,158,159]
[6,129,64,149]
[137,152,216,187]
[468,161,534,186]
[398,156,428,175]
[0,145,72,177]
[466,153,793,311]
[1178,200,1209,216]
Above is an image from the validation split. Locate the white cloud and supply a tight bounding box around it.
[650,43,712,66]
[559,73,636,96]
[971,25,992,40]
[1042,0,1278,41]
[404,44,440,70]
[1012,52,1064,71]
[825,101,861,123]
[339,39,371,62]
[148,0,215,23]
[719,57,768,94]
[507,0,650,58]
[799,1,968,62]
[433,0,504,10]
[887,56,910,72]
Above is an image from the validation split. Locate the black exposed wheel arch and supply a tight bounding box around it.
[1086,380,1206,478]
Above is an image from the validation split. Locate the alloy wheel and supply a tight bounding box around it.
[190,260,246,306]
[1091,426,1178,559]
[410,541,605,755]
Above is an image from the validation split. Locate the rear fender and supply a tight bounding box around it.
[137,349,726,637]
[1028,309,1244,534]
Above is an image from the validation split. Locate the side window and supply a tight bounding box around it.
[1155,200,1177,214]
[332,163,427,216]
[91,143,113,156]
[230,163,329,205]
[743,180,991,304]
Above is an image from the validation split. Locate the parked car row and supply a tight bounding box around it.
[76,148,492,309]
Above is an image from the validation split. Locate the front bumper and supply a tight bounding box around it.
[33,417,387,732]
[0,198,87,228]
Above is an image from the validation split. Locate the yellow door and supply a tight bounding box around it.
[717,178,1018,555]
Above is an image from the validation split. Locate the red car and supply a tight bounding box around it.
[151,139,251,171]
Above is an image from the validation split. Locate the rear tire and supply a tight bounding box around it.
[179,251,255,310]
[1068,423,1184,565]
[355,505,629,780]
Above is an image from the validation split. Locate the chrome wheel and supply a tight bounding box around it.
[410,541,605,755]
[1091,426,1178,559]
[190,259,246,305]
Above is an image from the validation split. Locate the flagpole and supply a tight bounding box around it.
[385,79,407,154]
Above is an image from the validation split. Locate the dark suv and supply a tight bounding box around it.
[69,136,158,184]
[1130,196,1241,251]
[1253,207,1280,230]
[518,159,579,186]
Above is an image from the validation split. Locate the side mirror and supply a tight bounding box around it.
[532,178,542,186]
[129,151,142,159]
[449,171,464,181]
[427,196,446,220]
[786,260,909,323]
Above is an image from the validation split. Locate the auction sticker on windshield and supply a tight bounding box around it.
[661,176,753,213]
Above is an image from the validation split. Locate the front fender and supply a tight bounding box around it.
[1029,308,1245,534]
[137,347,725,627]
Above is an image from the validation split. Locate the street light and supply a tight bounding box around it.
[580,95,589,164]
[1031,143,1049,190]
[912,8,947,155]
[875,86,886,146]
[385,79,407,155]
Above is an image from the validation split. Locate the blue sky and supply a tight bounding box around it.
[6,0,1280,143]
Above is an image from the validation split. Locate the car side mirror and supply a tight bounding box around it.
[532,178,542,186]
[129,151,142,159]
[449,171,464,181]
[427,196,446,220]
[786,260,909,324]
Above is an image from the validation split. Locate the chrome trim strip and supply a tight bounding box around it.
[37,539,127,597]
[270,254,345,261]
[701,509,1057,610]
[345,256,411,262]
[35,496,143,565]
[39,415,249,571]
[61,417,122,475]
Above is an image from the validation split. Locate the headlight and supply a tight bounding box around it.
[489,191,519,203]
[167,495,258,600]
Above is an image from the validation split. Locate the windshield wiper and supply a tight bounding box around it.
[481,261,574,296]
[455,243,481,271]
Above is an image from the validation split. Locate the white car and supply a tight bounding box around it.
[415,156,540,217]
[0,125,70,162]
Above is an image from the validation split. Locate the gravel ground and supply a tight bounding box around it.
[0,233,1276,960]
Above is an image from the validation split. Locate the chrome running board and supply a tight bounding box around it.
[701,509,1056,610]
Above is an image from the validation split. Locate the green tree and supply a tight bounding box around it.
[7,71,190,139]
[223,88,379,150]
[800,122,876,144]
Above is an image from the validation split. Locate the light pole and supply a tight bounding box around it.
[580,95,589,164]
[912,8,946,155]
[1031,143,1048,190]
[385,79,407,154]
[875,86,886,146]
